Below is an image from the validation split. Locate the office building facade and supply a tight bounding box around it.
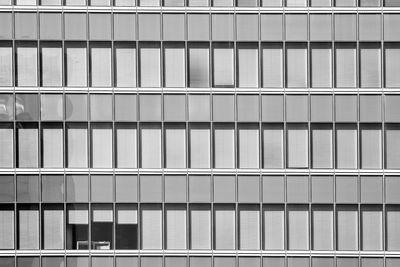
[1,0,400,266]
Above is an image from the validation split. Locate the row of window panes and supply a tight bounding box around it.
[2,0,400,7]
[2,93,400,123]
[1,257,399,267]
[2,174,399,204]
[1,203,399,251]
[3,13,400,43]
[2,123,400,169]
[2,42,400,88]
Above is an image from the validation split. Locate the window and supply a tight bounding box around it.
[66,175,89,203]
[41,94,63,121]
[91,175,113,202]
[116,204,138,249]
[360,43,381,88]
[115,94,136,121]
[361,206,383,250]
[262,43,283,88]
[286,0,307,6]
[213,43,234,87]
[140,44,161,87]
[336,125,357,169]
[165,124,186,168]
[386,206,400,250]
[163,14,185,41]
[189,124,210,168]
[237,44,258,88]
[66,204,89,249]
[335,43,356,88]
[15,13,37,39]
[311,43,332,88]
[189,44,210,87]
[190,205,211,249]
[0,126,13,168]
[115,44,136,87]
[139,0,159,6]
[67,124,88,168]
[116,125,137,168]
[360,0,380,5]
[66,94,88,121]
[239,205,260,250]
[238,126,259,168]
[90,94,112,121]
[311,95,333,122]
[261,14,283,40]
[42,205,64,249]
[188,0,208,5]
[138,14,160,40]
[386,0,400,6]
[0,43,13,86]
[287,125,308,168]
[0,206,14,249]
[0,13,12,39]
[16,44,37,86]
[335,14,357,41]
[90,44,112,87]
[359,14,381,40]
[65,43,87,87]
[165,205,187,249]
[312,125,333,168]
[214,205,235,250]
[0,175,14,202]
[337,205,358,250]
[286,14,308,41]
[92,204,113,249]
[286,43,308,88]
[385,44,400,88]
[64,13,87,39]
[188,14,209,41]
[114,14,136,40]
[214,124,235,168]
[213,0,233,6]
[310,0,331,6]
[140,124,162,168]
[17,126,38,168]
[263,205,284,250]
[263,125,284,169]
[115,175,138,203]
[140,94,161,121]
[18,205,39,249]
[91,124,113,168]
[90,0,110,5]
[361,126,382,169]
[236,14,258,40]
[312,206,333,250]
[42,175,64,203]
[384,14,400,40]
[237,95,259,122]
[310,14,332,41]
[164,43,185,87]
[141,204,162,249]
[41,43,62,87]
[164,94,185,122]
[287,205,309,250]
[42,125,63,168]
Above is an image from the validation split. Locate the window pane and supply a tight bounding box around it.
[262,43,283,88]
[64,13,87,37]
[140,95,161,121]
[0,127,13,168]
[236,14,258,40]
[335,14,356,41]
[213,0,233,5]
[164,95,185,122]
[189,45,209,87]
[91,125,113,168]
[386,207,400,250]
[114,14,136,40]
[312,206,333,250]
[190,205,211,249]
[116,204,138,249]
[286,0,307,6]
[41,44,62,87]
[263,125,284,169]
[0,45,13,86]
[165,125,186,168]
[335,43,356,88]
[312,126,333,168]
[263,205,284,250]
[190,125,210,168]
[262,0,282,5]
[42,126,63,168]
[141,205,162,249]
[310,14,332,41]
[188,0,208,5]
[66,175,89,202]
[140,44,160,87]
[213,44,234,87]
[91,204,113,249]
[336,125,357,169]
[261,95,283,122]
[140,125,162,168]
[238,126,259,168]
[115,94,137,121]
[43,206,64,249]
[139,14,161,39]
[115,45,136,87]
[90,45,112,87]
[261,15,283,41]
[0,175,14,202]
[165,205,186,249]
[19,207,39,249]
[15,13,37,39]
[287,125,308,168]
[164,44,185,87]
[66,44,87,87]
[239,205,260,250]
[214,205,235,250]
[188,14,209,41]
[66,205,89,249]
[0,208,14,249]
[361,207,383,250]
[66,94,88,121]
[41,94,63,121]
[287,206,309,250]
[67,125,88,168]
[214,125,235,168]
[90,94,112,121]
[337,206,358,250]
[116,175,138,203]
[360,0,380,5]
[91,175,113,202]
[386,126,400,169]
[16,94,39,121]
[286,44,307,88]
[139,0,160,6]
[361,126,382,169]
[385,44,400,88]
[42,175,64,203]
[286,14,308,41]
[238,44,258,88]
[359,14,381,40]
[116,126,137,168]
[311,43,332,88]
[17,45,37,86]
[18,127,38,168]
[0,13,12,38]
[360,43,381,88]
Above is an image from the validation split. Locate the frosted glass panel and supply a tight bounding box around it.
[92,127,112,168]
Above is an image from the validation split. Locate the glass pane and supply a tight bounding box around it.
[311,43,332,88]
[361,207,383,250]
[42,175,64,202]
[116,126,137,168]
[67,126,88,168]
[263,125,284,169]
[141,205,162,249]
[41,94,63,121]
[214,125,235,168]
[238,127,259,168]
[90,45,112,87]
[287,125,308,168]
[262,43,283,88]
[42,127,63,168]
[17,45,37,86]
[66,44,87,87]
[312,126,333,168]
[237,45,258,88]
[337,206,358,250]
[41,45,62,87]
[0,208,14,249]
[263,205,284,250]
[335,43,356,88]
[360,43,381,88]
[43,207,64,249]
[286,44,307,88]
[140,44,161,87]
[18,127,38,168]
[91,125,113,168]
[164,44,185,88]
[214,205,235,249]
[312,206,333,250]
[0,45,13,86]
[165,125,186,168]
[165,205,187,249]
[90,94,112,121]
[66,94,88,121]
[190,125,210,168]
[140,125,162,168]
[287,206,309,250]
[336,125,357,169]
[189,45,209,87]
[213,45,234,87]
[66,175,89,202]
[361,127,382,169]
[115,45,136,87]
[18,207,39,249]
[190,205,211,249]
[0,127,13,168]
[239,206,260,250]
